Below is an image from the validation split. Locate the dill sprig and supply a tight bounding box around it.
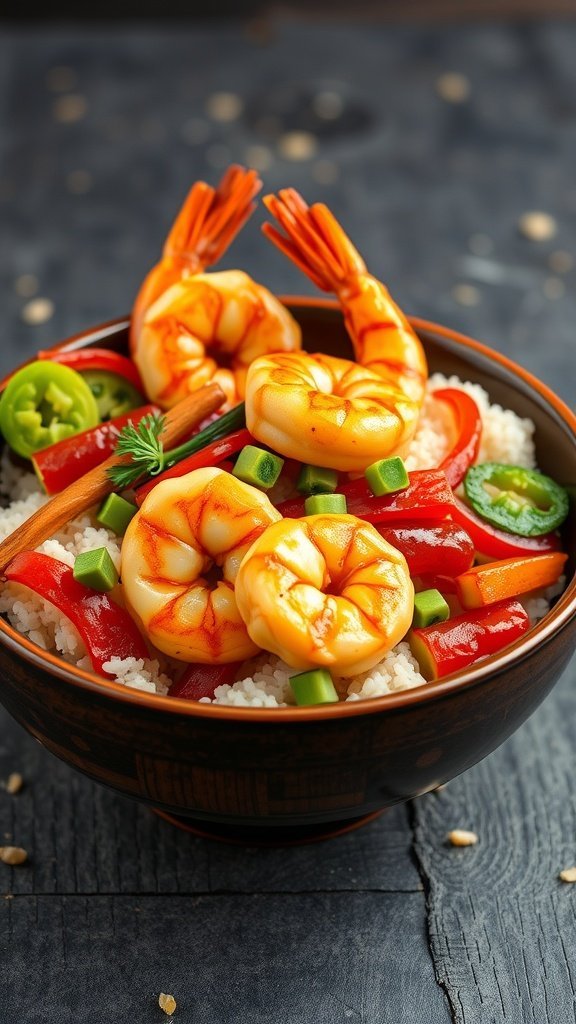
[107,403,246,490]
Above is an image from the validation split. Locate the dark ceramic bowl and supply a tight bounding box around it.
[1,301,575,844]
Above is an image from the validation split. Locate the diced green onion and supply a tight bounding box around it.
[304,493,347,515]
[73,548,119,592]
[412,589,450,629]
[365,456,410,497]
[290,669,340,706]
[232,445,284,489]
[296,464,339,495]
[96,493,138,535]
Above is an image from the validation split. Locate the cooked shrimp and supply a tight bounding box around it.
[130,166,301,411]
[121,467,281,662]
[244,189,428,471]
[235,514,414,676]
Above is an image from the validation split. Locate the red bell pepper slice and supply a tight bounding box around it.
[169,662,242,701]
[134,428,254,505]
[4,551,148,675]
[377,521,475,577]
[433,388,482,489]
[409,599,530,680]
[276,470,455,524]
[32,405,157,495]
[37,347,144,393]
[451,495,562,559]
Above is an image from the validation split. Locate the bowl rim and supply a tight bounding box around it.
[1,300,575,722]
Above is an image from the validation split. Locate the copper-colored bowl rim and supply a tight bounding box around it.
[1,301,575,723]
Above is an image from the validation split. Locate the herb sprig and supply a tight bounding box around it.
[107,403,246,490]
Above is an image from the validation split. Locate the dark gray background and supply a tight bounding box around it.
[0,18,575,1023]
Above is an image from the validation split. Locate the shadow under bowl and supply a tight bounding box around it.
[0,300,575,843]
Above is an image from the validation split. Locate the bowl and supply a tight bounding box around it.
[1,300,575,844]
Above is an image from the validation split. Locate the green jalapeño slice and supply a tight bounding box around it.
[464,462,569,537]
[0,360,100,459]
[81,369,144,422]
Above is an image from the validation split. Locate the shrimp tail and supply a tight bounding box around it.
[164,165,263,268]
[262,189,366,293]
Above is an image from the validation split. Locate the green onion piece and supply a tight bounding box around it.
[73,548,119,592]
[365,456,410,497]
[304,493,347,515]
[232,445,284,489]
[290,669,339,706]
[412,589,450,629]
[296,464,339,495]
[96,493,138,535]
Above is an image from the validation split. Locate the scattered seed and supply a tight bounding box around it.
[21,298,55,326]
[452,283,480,307]
[543,276,565,300]
[66,169,93,194]
[244,144,273,171]
[312,90,344,121]
[46,65,77,93]
[14,274,38,298]
[559,867,576,883]
[518,211,557,242]
[206,91,244,123]
[205,143,231,169]
[436,72,470,103]
[53,94,87,124]
[180,118,210,145]
[0,846,28,865]
[447,829,478,847]
[158,993,177,1016]
[312,159,339,185]
[468,233,493,257]
[278,131,318,161]
[5,773,23,795]
[549,250,573,274]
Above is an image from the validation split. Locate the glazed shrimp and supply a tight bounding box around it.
[121,467,281,663]
[235,514,414,676]
[244,190,428,471]
[130,167,302,411]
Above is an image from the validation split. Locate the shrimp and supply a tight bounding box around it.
[235,514,414,676]
[121,467,281,663]
[244,189,428,471]
[130,166,302,411]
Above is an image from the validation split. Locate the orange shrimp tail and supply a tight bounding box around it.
[262,189,366,294]
[164,165,263,269]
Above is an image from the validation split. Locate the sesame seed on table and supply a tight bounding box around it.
[0,16,575,1024]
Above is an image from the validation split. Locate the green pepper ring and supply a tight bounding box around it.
[80,369,144,422]
[0,360,100,459]
[464,462,569,537]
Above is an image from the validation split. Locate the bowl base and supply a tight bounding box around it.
[152,807,386,846]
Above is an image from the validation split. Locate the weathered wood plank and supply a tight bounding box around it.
[412,656,576,1023]
[0,711,421,895]
[1,892,451,1024]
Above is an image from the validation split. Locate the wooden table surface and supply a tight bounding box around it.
[0,18,575,1023]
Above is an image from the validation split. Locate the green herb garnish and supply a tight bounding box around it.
[107,403,246,490]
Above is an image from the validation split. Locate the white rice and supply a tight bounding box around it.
[0,374,558,704]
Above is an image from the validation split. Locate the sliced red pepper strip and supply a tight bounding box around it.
[276,470,455,524]
[37,347,144,393]
[451,495,562,559]
[134,428,254,505]
[455,551,567,609]
[377,521,475,577]
[4,551,148,675]
[169,662,242,701]
[409,599,530,680]
[32,404,157,495]
[433,388,482,489]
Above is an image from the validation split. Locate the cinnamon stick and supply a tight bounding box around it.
[0,382,225,573]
